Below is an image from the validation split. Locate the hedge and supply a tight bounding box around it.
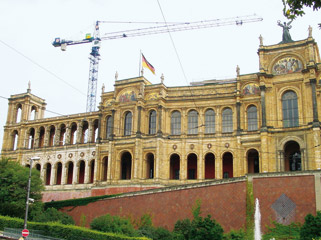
[44,194,121,209]
[0,215,150,240]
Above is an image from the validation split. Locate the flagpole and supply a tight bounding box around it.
[139,50,142,76]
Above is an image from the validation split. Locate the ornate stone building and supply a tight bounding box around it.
[1,30,321,201]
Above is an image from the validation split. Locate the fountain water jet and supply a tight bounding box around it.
[254,198,262,240]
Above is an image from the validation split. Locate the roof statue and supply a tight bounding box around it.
[27,80,31,93]
[308,25,312,38]
[259,34,263,46]
[277,20,294,44]
[115,71,118,80]
[236,65,240,77]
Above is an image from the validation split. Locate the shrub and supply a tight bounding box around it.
[31,207,75,225]
[263,221,301,240]
[90,214,137,237]
[223,229,246,240]
[173,218,192,239]
[0,215,149,240]
[189,214,224,240]
[300,211,321,240]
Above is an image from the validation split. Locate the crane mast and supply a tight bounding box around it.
[52,14,263,112]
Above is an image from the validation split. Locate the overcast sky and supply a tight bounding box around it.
[0,0,320,150]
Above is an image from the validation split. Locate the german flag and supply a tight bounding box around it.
[142,54,155,74]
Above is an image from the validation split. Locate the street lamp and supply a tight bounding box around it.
[23,156,40,229]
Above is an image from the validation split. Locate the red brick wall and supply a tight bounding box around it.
[57,173,319,233]
[253,175,316,232]
[43,186,159,202]
[62,181,246,232]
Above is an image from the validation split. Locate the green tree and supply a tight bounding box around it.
[173,199,224,240]
[300,211,321,240]
[32,207,75,225]
[0,158,44,219]
[282,0,321,19]
[189,215,224,240]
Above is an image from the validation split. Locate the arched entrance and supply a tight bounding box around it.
[247,149,259,173]
[170,154,180,180]
[102,157,108,181]
[89,160,95,183]
[223,152,233,178]
[78,161,85,184]
[187,153,197,179]
[56,162,62,185]
[284,141,301,171]
[67,162,73,184]
[121,152,132,180]
[205,152,215,179]
[45,163,51,185]
[146,153,154,179]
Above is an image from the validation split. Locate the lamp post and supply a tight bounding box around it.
[23,156,40,229]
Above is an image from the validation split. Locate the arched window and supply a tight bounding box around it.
[30,106,37,120]
[28,128,35,149]
[59,124,66,146]
[70,123,77,145]
[39,127,45,147]
[188,110,198,135]
[247,105,258,131]
[205,109,215,134]
[222,108,233,133]
[12,130,19,150]
[171,111,181,135]
[124,112,132,136]
[106,116,112,139]
[49,125,55,147]
[149,110,157,135]
[16,104,22,123]
[81,121,89,144]
[92,119,99,142]
[282,91,299,127]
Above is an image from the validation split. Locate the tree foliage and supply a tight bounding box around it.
[300,211,321,240]
[32,207,75,225]
[0,158,44,219]
[263,221,301,240]
[282,0,321,19]
[90,214,138,237]
[173,200,224,240]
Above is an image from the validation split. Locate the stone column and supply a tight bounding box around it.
[88,121,93,143]
[54,125,60,146]
[260,85,267,130]
[40,165,46,182]
[97,113,102,143]
[157,105,163,136]
[93,158,98,182]
[62,163,68,185]
[107,142,112,180]
[65,124,71,145]
[84,161,90,183]
[155,139,160,179]
[72,163,78,184]
[236,102,241,135]
[34,128,40,148]
[310,79,319,126]
[277,151,284,172]
[300,148,306,171]
[76,122,83,144]
[111,110,115,140]
[136,106,142,137]
[50,165,56,185]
